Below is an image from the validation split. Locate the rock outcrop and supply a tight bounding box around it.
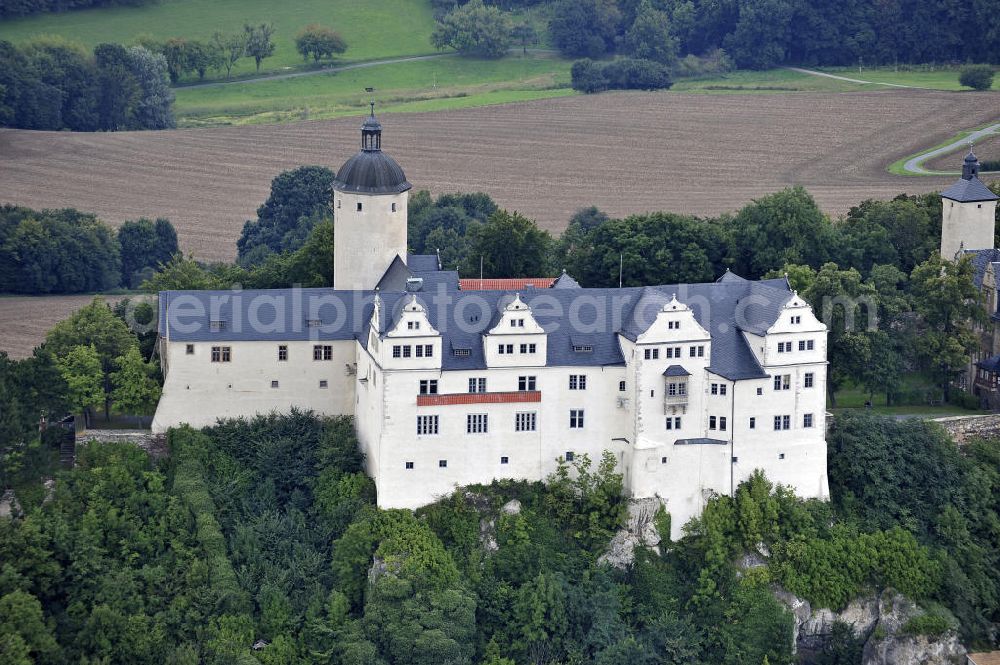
[598,498,663,569]
[775,588,964,665]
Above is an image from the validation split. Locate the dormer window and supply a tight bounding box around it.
[668,321,679,330]
[511,318,525,328]
[306,319,322,328]
[573,344,593,353]
[408,321,420,330]
[209,320,227,332]
[453,348,471,357]
[791,315,801,324]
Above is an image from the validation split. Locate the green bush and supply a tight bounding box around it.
[959,65,995,91]
[901,613,952,636]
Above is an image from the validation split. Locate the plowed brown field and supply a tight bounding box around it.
[0,295,127,360]
[3,89,998,265]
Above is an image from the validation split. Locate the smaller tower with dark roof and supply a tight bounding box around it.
[332,103,412,289]
[940,147,999,260]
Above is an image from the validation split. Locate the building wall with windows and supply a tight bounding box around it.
[151,339,356,432]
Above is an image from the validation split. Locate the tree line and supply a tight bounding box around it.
[0,0,156,19]
[0,38,174,131]
[0,205,178,293]
[2,407,997,663]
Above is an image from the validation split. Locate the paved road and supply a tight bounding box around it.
[901,122,1000,174]
[785,66,934,90]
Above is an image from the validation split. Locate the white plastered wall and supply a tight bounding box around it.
[333,189,408,290]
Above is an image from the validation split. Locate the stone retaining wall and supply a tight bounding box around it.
[932,415,1000,443]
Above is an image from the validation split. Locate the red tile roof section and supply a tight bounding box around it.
[417,391,541,406]
[459,278,556,290]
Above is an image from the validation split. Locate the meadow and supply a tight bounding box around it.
[820,65,1000,91]
[0,0,439,79]
[175,52,573,126]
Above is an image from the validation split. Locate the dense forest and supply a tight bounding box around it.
[0,205,178,292]
[0,409,997,663]
[0,0,156,19]
[437,0,1000,69]
[0,39,174,131]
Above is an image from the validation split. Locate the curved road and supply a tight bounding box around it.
[901,122,1000,175]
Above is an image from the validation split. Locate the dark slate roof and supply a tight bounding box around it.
[408,254,440,273]
[967,248,1000,288]
[374,255,412,292]
[158,272,793,378]
[977,354,1000,373]
[552,271,582,289]
[941,176,998,203]
[333,150,411,194]
[674,438,728,445]
[663,365,690,377]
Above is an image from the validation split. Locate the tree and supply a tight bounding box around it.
[0,591,59,664]
[431,0,513,59]
[161,37,190,83]
[57,344,103,427]
[111,347,161,425]
[185,40,223,80]
[212,31,246,78]
[46,298,139,421]
[959,65,995,91]
[463,210,553,278]
[511,23,538,55]
[295,24,348,62]
[118,217,179,288]
[94,42,138,131]
[624,6,678,66]
[549,0,621,58]
[909,254,982,399]
[125,45,175,129]
[244,23,276,72]
[237,165,336,264]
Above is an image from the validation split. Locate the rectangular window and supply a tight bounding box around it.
[720,416,727,431]
[798,340,806,351]
[528,343,536,354]
[520,343,527,354]
[569,375,587,390]
[453,348,471,357]
[782,415,791,430]
[392,203,397,212]
[757,387,763,396]
[402,346,412,358]
[417,415,439,436]
[357,202,363,212]
[792,315,801,324]
[774,375,782,390]
[515,412,537,432]
[469,378,486,393]
[665,347,674,359]
[720,384,727,396]
[807,340,814,350]
[749,417,756,429]
[405,461,414,469]
[392,345,401,358]
[644,348,660,360]
[439,459,447,468]
[419,379,438,395]
[415,345,424,358]
[306,319,322,328]
[565,451,575,462]
[518,376,536,391]
[408,321,419,330]
[711,383,718,395]
[774,415,782,431]
[782,375,790,390]
[709,416,717,430]
[319,380,328,388]
[501,456,509,464]
[573,345,593,353]
[186,344,195,355]
[569,409,585,429]
[209,320,227,332]
[697,346,705,357]
[467,414,488,434]
[278,345,288,361]
[689,346,696,357]
[424,344,433,357]
[804,372,814,388]
[270,380,279,388]
[211,346,231,362]
[314,345,332,361]
[803,413,814,428]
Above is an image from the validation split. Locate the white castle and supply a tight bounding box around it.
[152,110,830,538]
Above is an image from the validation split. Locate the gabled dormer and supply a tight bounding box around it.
[634,294,711,363]
[372,294,441,369]
[753,292,827,366]
[484,294,547,367]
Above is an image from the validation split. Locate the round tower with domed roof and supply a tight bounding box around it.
[332,104,412,289]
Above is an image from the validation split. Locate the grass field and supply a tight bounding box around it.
[819,65,1000,91]
[0,0,438,80]
[672,68,862,94]
[175,53,573,126]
